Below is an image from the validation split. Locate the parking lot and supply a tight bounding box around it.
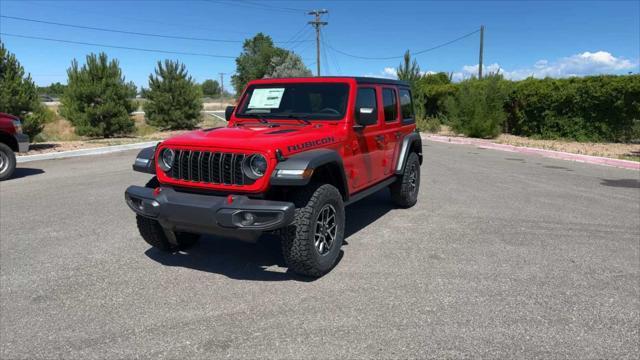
[1,140,638,358]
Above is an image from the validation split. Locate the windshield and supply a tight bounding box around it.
[236,83,350,120]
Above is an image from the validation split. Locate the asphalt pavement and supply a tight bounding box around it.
[1,141,638,359]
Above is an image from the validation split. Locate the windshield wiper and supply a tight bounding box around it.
[285,113,312,125]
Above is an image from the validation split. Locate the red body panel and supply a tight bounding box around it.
[0,112,19,135]
[155,77,416,196]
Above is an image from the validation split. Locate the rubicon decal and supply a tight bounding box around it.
[287,136,335,153]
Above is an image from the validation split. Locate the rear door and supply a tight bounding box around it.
[380,87,400,175]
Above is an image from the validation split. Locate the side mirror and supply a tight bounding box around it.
[355,107,377,127]
[225,106,235,121]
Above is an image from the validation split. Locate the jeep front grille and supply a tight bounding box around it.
[168,150,251,186]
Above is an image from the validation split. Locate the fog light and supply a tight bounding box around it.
[240,212,255,226]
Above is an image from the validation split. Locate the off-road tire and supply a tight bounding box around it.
[0,143,17,181]
[135,176,199,252]
[390,152,420,208]
[279,184,345,277]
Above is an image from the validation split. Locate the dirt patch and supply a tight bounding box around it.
[495,134,640,161]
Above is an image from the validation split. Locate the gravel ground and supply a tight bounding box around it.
[1,140,638,359]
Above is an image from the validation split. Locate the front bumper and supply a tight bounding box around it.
[15,133,29,153]
[124,186,295,235]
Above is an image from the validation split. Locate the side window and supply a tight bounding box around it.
[399,88,414,122]
[355,88,378,126]
[356,88,377,110]
[382,88,398,122]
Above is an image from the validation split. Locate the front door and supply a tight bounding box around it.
[348,86,385,191]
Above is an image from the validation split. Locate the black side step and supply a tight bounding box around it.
[345,176,396,206]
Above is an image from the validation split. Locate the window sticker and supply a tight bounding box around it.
[248,88,285,109]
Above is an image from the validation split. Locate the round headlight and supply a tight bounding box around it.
[247,154,267,178]
[159,148,175,172]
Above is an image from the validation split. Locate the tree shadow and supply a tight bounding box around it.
[7,167,45,180]
[27,143,59,151]
[144,187,394,281]
[600,178,640,189]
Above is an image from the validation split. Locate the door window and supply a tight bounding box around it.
[382,88,398,122]
[399,88,414,122]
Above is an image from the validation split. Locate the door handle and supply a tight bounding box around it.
[375,135,385,142]
[394,131,402,139]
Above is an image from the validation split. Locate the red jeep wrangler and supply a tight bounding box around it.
[0,112,30,180]
[125,77,422,277]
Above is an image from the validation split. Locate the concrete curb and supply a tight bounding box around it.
[17,141,158,163]
[423,134,640,171]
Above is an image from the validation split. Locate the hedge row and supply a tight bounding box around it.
[415,74,640,142]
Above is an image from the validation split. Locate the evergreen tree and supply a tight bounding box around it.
[144,60,202,130]
[0,41,48,138]
[60,52,135,137]
[201,79,221,97]
[396,50,422,89]
[264,53,312,78]
[231,33,289,94]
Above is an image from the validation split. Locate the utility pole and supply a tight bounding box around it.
[308,9,328,76]
[218,72,226,109]
[478,25,484,79]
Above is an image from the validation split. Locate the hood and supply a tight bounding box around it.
[161,122,341,155]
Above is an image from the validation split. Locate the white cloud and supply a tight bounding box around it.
[449,51,637,81]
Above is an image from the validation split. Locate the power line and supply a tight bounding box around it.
[0,15,312,44]
[324,29,481,60]
[205,0,306,14]
[0,33,237,58]
[236,0,308,13]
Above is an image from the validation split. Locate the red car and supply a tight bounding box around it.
[125,77,422,277]
[0,112,30,180]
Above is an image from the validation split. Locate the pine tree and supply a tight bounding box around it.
[144,60,202,130]
[396,50,422,89]
[0,41,48,139]
[60,52,135,137]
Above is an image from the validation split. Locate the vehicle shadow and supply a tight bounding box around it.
[144,187,393,281]
[600,178,640,189]
[7,167,45,180]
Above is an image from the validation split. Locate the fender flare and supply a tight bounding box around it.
[132,145,157,174]
[270,149,348,193]
[395,132,422,174]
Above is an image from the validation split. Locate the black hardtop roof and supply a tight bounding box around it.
[256,76,410,87]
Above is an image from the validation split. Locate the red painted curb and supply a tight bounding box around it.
[423,135,640,171]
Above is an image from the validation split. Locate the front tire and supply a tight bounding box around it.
[390,152,420,208]
[0,143,17,181]
[280,184,345,277]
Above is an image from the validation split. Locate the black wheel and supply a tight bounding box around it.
[135,176,199,251]
[0,143,17,181]
[390,152,420,208]
[280,184,345,277]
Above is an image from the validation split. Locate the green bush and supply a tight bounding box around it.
[60,53,135,138]
[505,75,640,142]
[23,105,55,140]
[0,41,49,139]
[144,60,202,130]
[416,116,442,133]
[444,74,510,138]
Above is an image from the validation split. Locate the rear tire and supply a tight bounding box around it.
[0,143,17,181]
[390,152,420,208]
[135,176,199,251]
[280,184,345,277]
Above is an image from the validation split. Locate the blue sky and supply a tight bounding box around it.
[1,0,638,90]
